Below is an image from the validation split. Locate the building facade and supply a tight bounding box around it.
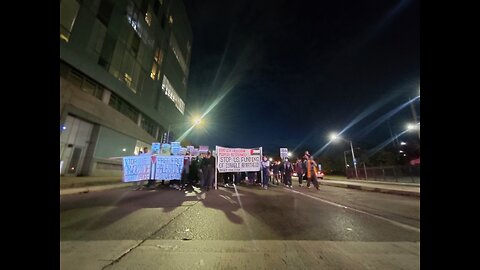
[60,0,192,176]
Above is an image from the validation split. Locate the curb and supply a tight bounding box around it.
[319,182,420,197]
[60,183,131,196]
[60,180,123,189]
[323,178,420,187]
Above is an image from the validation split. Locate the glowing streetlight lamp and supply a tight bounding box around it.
[407,123,416,130]
[164,116,205,143]
[329,133,338,141]
[410,93,420,140]
[192,116,203,126]
[406,122,420,140]
[330,132,359,179]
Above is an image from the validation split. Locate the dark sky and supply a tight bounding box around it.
[182,0,419,157]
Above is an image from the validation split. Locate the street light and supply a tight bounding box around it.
[330,133,359,179]
[406,122,420,140]
[407,122,420,130]
[410,95,420,140]
[164,116,205,143]
[192,116,203,127]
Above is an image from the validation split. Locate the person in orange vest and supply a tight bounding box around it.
[306,155,320,190]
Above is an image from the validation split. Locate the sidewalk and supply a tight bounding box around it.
[60,176,420,197]
[319,177,420,197]
[60,176,130,196]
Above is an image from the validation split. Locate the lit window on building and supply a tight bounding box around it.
[150,63,158,80]
[60,35,67,42]
[169,35,188,74]
[126,3,140,31]
[161,76,185,114]
[124,73,133,87]
[126,1,155,48]
[154,47,164,64]
[145,10,153,27]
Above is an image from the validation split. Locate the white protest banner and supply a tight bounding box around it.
[122,155,152,182]
[186,145,194,153]
[192,148,199,156]
[280,148,288,159]
[154,156,184,180]
[216,146,262,173]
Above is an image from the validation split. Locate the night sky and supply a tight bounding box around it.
[182,0,419,157]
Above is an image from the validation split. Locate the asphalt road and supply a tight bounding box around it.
[60,183,420,270]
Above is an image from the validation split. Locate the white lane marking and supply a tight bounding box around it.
[285,188,420,233]
[232,184,261,250]
[219,194,237,204]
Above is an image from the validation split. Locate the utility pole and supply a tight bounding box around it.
[350,140,359,179]
[387,119,399,149]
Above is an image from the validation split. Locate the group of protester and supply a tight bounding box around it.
[259,151,320,190]
[133,148,321,191]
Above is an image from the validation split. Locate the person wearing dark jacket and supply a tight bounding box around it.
[282,157,294,188]
[200,151,215,190]
[261,156,270,189]
[295,158,304,187]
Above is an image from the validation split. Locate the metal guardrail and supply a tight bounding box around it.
[346,165,420,183]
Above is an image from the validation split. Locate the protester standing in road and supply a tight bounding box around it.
[261,156,270,189]
[295,157,304,187]
[283,157,294,188]
[272,161,280,185]
[201,151,215,191]
[306,156,320,190]
[188,156,199,186]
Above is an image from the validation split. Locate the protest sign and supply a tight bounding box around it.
[216,146,261,173]
[122,155,152,182]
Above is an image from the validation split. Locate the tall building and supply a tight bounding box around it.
[60,0,192,176]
